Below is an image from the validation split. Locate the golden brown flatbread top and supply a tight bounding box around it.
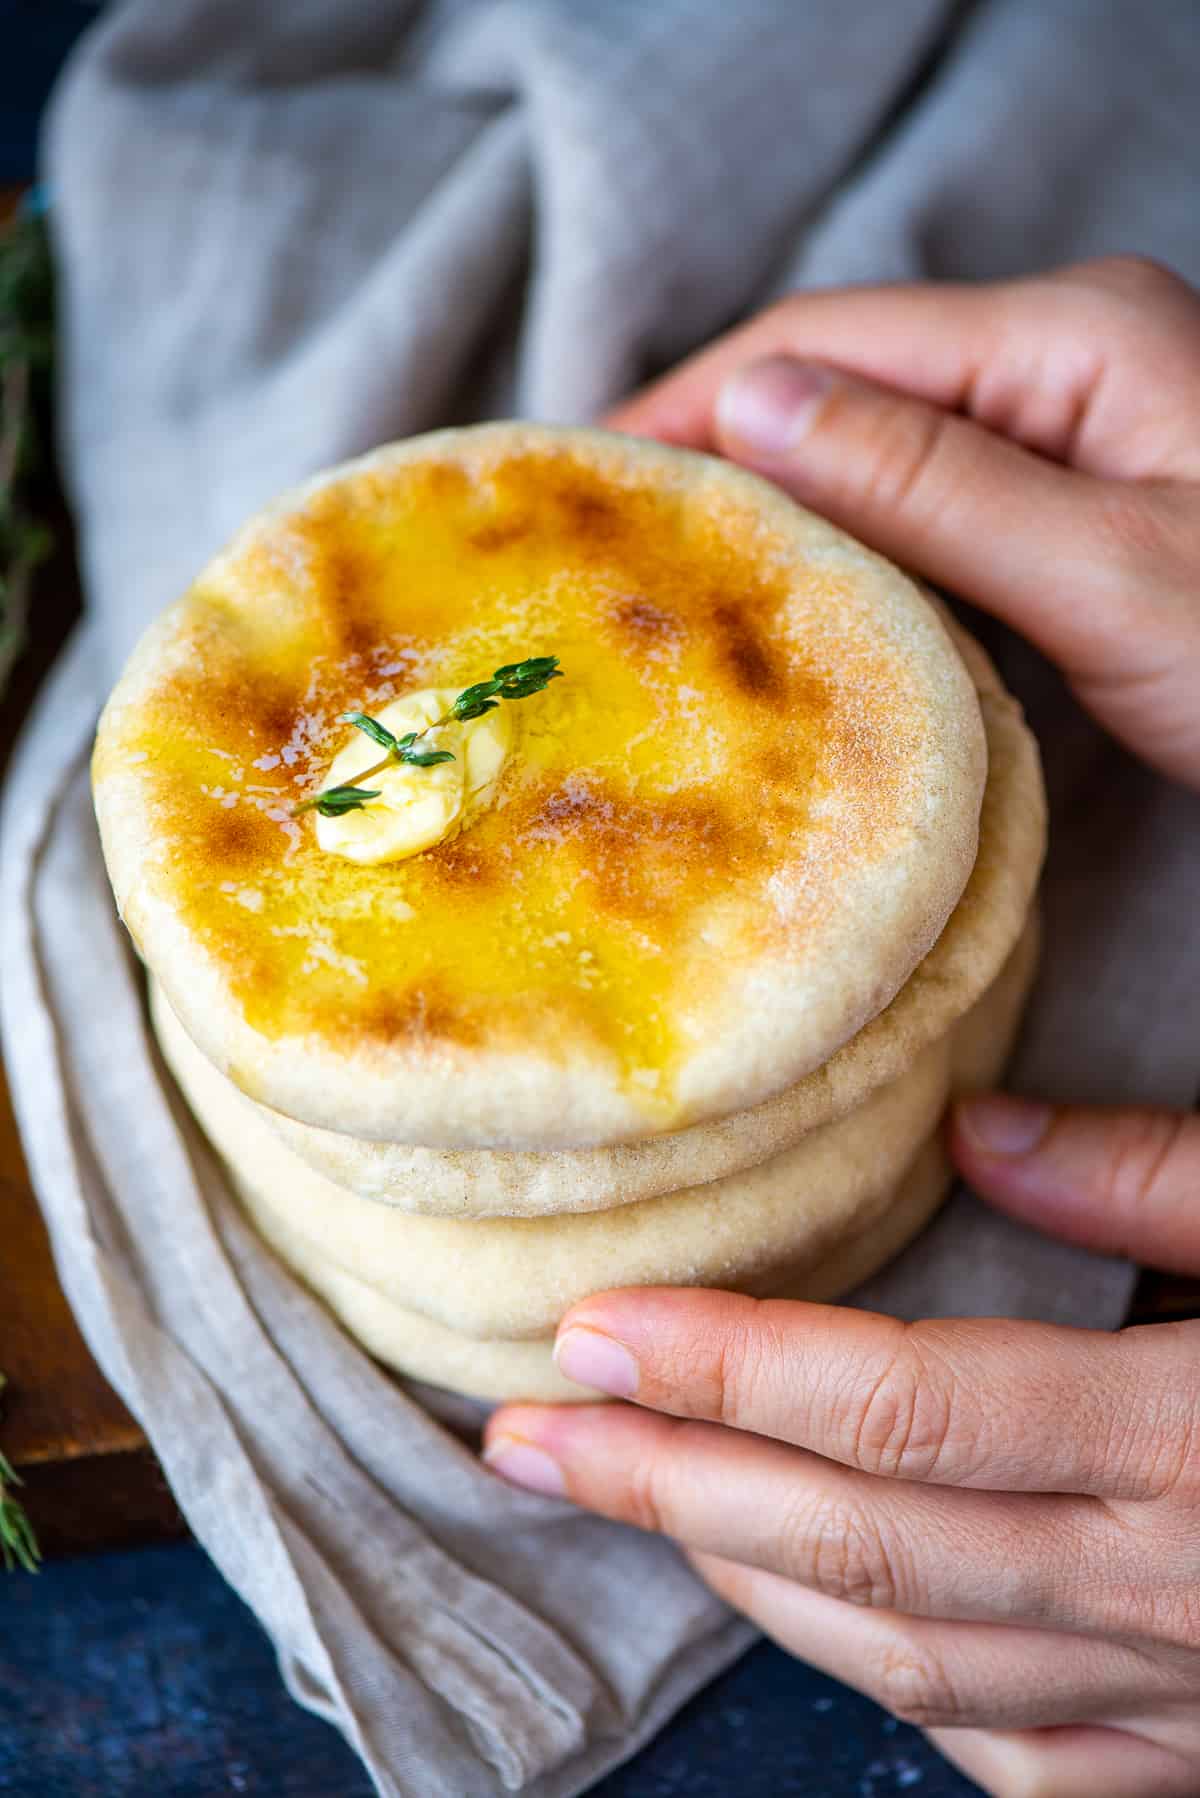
[92,424,986,1149]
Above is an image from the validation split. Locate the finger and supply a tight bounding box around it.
[688,1550,1180,1732]
[930,1724,1199,1798]
[483,1402,1118,1633]
[605,261,1200,481]
[546,1287,1188,1499]
[952,1096,1200,1274]
[707,354,1197,704]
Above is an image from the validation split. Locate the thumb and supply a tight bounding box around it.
[713,354,1138,685]
[949,1092,1200,1272]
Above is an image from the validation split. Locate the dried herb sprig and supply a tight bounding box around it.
[295,655,563,818]
[0,1375,40,1574]
[0,191,55,699]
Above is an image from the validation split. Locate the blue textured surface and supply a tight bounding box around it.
[0,11,982,1795]
[0,1540,978,1797]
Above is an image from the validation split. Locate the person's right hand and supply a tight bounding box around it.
[607,255,1200,789]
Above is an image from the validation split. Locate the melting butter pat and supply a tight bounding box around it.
[316,688,513,865]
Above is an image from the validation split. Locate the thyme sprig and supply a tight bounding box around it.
[295,655,563,818]
[0,1375,40,1574]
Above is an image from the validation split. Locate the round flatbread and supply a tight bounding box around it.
[96,423,986,1149]
[153,917,1036,1344]
[231,1139,958,1403]
[210,614,1045,1215]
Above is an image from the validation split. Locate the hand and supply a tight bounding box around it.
[486,1261,1200,1797]
[483,260,1200,1796]
[609,255,1200,789]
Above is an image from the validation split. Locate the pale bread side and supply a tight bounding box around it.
[153,917,1037,1349]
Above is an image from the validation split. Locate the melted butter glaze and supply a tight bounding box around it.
[106,444,922,1099]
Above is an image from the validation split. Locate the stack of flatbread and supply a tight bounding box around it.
[92,424,1046,1402]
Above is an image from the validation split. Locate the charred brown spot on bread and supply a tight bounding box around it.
[210,676,298,751]
[412,459,471,504]
[754,741,803,785]
[479,453,798,709]
[466,515,534,554]
[488,451,667,570]
[318,541,378,663]
[709,601,785,700]
[205,805,270,863]
[149,600,304,757]
[359,982,480,1049]
[554,483,624,544]
[520,775,616,841]
[518,774,739,934]
[285,501,391,663]
[427,834,501,891]
[608,593,684,650]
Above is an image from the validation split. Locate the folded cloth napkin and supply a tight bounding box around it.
[4,2,1200,1792]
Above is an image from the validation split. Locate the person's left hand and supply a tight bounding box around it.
[483,1103,1200,1798]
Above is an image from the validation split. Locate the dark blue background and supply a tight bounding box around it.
[0,0,97,184]
[0,4,980,1791]
[0,1543,975,1797]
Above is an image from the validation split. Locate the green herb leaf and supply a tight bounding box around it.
[450,677,499,712]
[398,747,456,767]
[341,710,399,753]
[451,655,562,720]
[451,693,499,723]
[313,785,382,816]
[0,1374,40,1574]
[502,655,562,686]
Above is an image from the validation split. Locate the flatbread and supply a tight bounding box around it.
[212,905,1033,1403]
[229,1140,959,1403]
[96,423,986,1150]
[153,917,1036,1346]
[211,615,1045,1215]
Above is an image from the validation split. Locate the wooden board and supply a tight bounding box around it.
[0,1068,186,1556]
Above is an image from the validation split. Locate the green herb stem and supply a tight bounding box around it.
[0,1375,40,1574]
[294,655,562,819]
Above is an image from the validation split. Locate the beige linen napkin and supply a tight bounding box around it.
[4,2,1200,1793]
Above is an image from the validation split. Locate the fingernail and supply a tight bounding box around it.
[716,355,834,458]
[483,1436,567,1498]
[957,1094,1052,1156]
[553,1326,640,1398]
